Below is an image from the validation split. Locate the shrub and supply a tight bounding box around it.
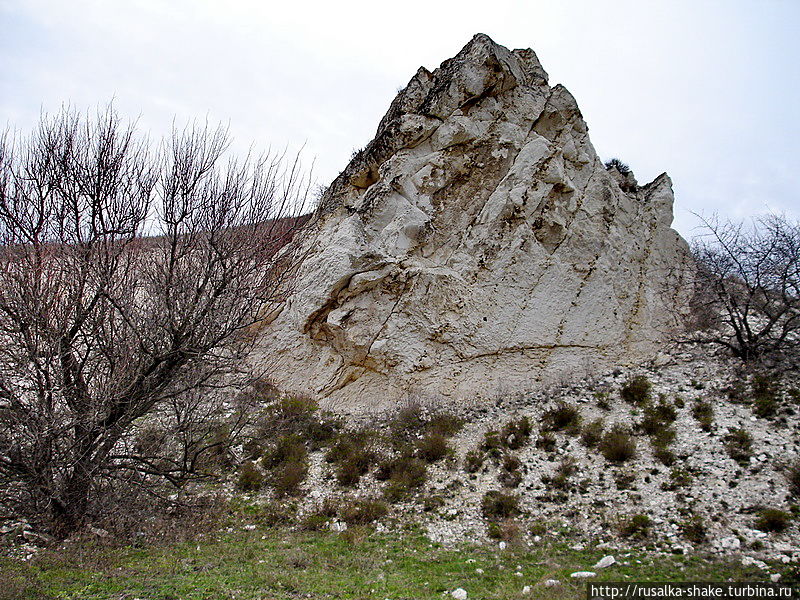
[481,417,533,455]
[621,376,651,405]
[619,514,651,539]
[379,456,428,502]
[653,447,677,467]
[389,402,426,443]
[786,460,800,499]
[498,454,523,488]
[502,453,522,473]
[755,508,792,533]
[262,434,308,469]
[599,425,637,463]
[651,427,676,448]
[614,470,636,490]
[336,452,373,487]
[752,373,781,418]
[580,419,604,448]
[481,491,520,519]
[305,413,341,448]
[464,449,485,473]
[415,432,451,463]
[481,429,504,457]
[326,431,377,486]
[681,515,707,543]
[595,391,611,410]
[501,416,533,449]
[692,400,714,432]
[487,519,523,543]
[661,468,692,491]
[257,396,337,447]
[340,498,389,525]
[529,521,548,537]
[535,432,557,452]
[253,501,296,527]
[271,460,308,497]
[300,513,330,531]
[423,495,446,512]
[639,401,677,435]
[725,428,753,465]
[242,438,265,461]
[272,396,319,423]
[605,158,632,175]
[545,457,577,490]
[325,436,353,464]
[426,413,464,437]
[651,427,677,466]
[541,402,582,433]
[236,462,264,492]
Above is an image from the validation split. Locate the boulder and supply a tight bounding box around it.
[255,33,691,408]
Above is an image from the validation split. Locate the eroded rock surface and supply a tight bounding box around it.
[254,34,691,408]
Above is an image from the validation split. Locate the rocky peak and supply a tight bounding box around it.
[255,34,692,409]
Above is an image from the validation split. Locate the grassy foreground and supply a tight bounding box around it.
[2,525,796,600]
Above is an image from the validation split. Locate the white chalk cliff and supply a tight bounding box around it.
[254,34,691,408]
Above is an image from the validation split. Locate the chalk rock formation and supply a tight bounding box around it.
[255,34,691,408]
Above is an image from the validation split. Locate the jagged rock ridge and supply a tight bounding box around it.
[254,34,691,408]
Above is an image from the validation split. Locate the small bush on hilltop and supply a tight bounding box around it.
[481,429,504,458]
[487,520,524,544]
[543,457,577,491]
[595,391,612,410]
[262,434,307,469]
[260,434,310,497]
[661,468,693,491]
[426,413,464,437]
[605,158,632,175]
[271,460,308,497]
[614,470,636,490]
[481,416,533,457]
[651,429,677,466]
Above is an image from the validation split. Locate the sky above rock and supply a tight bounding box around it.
[1,0,797,239]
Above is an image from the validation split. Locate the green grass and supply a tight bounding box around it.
[1,526,795,599]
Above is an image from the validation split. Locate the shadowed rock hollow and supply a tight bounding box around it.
[254,33,692,408]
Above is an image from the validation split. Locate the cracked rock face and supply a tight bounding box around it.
[254,34,691,408]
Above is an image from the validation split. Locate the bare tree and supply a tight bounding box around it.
[0,107,311,535]
[688,214,799,362]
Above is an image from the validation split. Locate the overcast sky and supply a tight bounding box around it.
[1,0,798,239]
